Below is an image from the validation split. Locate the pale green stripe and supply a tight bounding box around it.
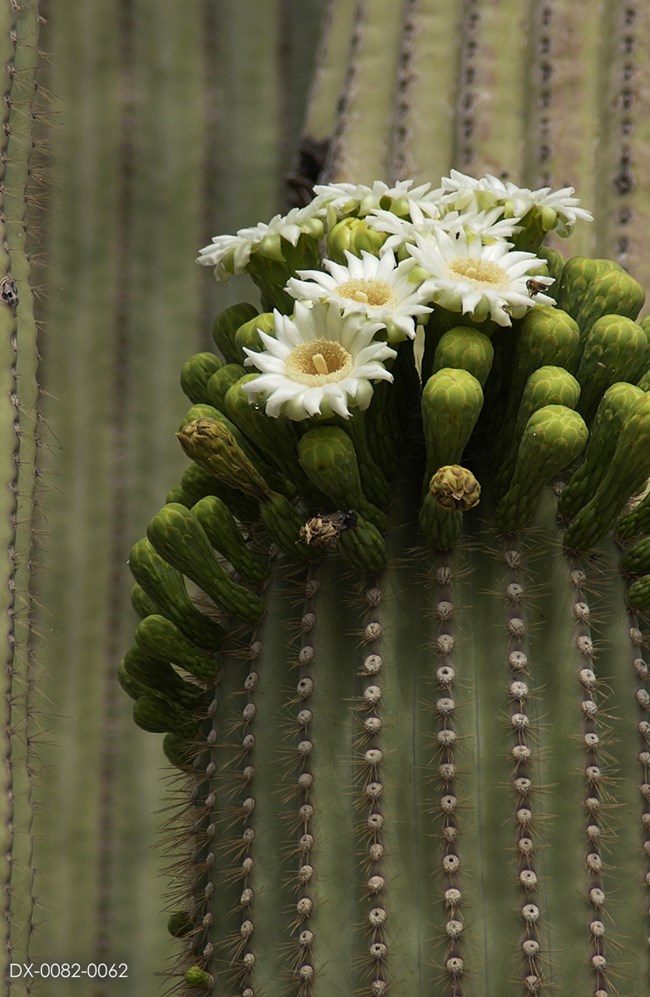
[460,526,522,994]
[380,475,439,994]
[593,4,650,299]
[532,495,592,995]
[328,0,409,183]
[32,0,122,977]
[456,0,531,181]
[523,0,605,258]
[302,0,358,143]
[393,0,463,182]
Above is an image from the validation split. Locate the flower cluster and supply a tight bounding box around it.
[198,172,592,420]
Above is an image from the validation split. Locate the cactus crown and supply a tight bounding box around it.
[122,172,650,995]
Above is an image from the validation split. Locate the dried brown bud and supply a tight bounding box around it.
[428,464,481,511]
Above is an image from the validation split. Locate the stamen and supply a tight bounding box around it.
[337,278,395,307]
[448,257,508,286]
[286,338,353,385]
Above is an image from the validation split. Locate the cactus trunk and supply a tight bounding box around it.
[5,0,648,995]
[114,2,650,994]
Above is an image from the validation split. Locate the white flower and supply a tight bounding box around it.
[364,209,440,254]
[197,204,324,281]
[439,170,592,236]
[408,230,554,326]
[286,249,432,342]
[241,301,396,420]
[438,207,522,243]
[313,178,439,220]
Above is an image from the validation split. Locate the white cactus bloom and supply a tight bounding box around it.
[196,204,323,281]
[241,301,396,420]
[439,170,593,236]
[438,207,523,242]
[313,178,440,220]
[286,249,433,342]
[408,229,554,326]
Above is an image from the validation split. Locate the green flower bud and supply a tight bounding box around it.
[575,315,648,423]
[496,405,588,532]
[212,302,259,365]
[326,217,387,264]
[432,326,494,387]
[627,574,650,612]
[421,368,484,485]
[204,363,247,413]
[184,966,213,987]
[180,352,223,405]
[177,417,270,501]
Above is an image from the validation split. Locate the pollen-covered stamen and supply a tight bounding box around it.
[447,256,509,287]
[285,337,353,385]
[336,277,396,307]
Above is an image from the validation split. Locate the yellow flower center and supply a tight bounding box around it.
[336,278,396,307]
[448,257,508,287]
[286,338,353,385]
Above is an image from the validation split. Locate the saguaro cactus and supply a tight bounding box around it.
[120,13,650,997]
[116,1,650,995]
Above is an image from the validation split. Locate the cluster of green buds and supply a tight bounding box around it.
[121,173,650,735]
[121,171,650,994]
[189,172,648,557]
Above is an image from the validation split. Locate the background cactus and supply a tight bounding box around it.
[2,0,648,995]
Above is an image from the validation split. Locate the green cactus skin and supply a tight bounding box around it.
[571,267,645,346]
[555,257,622,319]
[325,0,407,183]
[126,236,648,996]
[133,615,220,683]
[204,363,248,411]
[190,496,268,586]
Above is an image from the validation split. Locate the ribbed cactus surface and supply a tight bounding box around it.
[11,0,650,995]
[124,181,650,994]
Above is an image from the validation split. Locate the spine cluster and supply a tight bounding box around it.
[431,559,465,994]
[502,546,544,994]
[568,565,610,996]
[287,567,320,995]
[357,580,389,997]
